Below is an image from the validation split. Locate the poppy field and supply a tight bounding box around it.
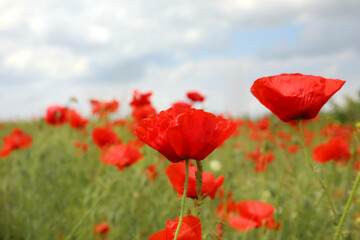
[1,74,360,240]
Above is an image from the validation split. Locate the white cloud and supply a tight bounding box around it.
[0,0,359,119]
[4,46,88,79]
[0,2,24,31]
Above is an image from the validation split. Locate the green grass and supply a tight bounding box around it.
[0,116,359,239]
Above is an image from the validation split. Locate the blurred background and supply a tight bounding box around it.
[1,0,360,120]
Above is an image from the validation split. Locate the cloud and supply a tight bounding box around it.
[4,46,87,77]
[0,0,359,120]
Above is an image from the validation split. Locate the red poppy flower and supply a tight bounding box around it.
[149,215,201,240]
[250,117,270,131]
[251,73,345,122]
[90,99,119,118]
[172,101,192,109]
[73,141,88,155]
[92,127,121,149]
[142,164,158,181]
[277,131,292,141]
[216,199,237,222]
[312,137,351,163]
[132,104,157,122]
[245,147,275,172]
[134,106,236,162]
[287,144,299,154]
[187,91,205,102]
[112,118,127,127]
[93,222,111,240]
[0,128,32,158]
[165,161,224,199]
[354,161,360,171]
[130,90,153,107]
[101,144,143,171]
[45,105,68,126]
[129,90,157,122]
[67,109,88,129]
[94,222,110,234]
[228,201,280,232]
[321,122,355,141]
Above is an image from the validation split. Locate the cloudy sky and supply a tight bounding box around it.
[1,0,360,120]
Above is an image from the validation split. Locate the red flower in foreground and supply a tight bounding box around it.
[93,222,111,240]
[187,91,205,102]
[166,161,224,199]
[0,128,32,158]
[312,137,351,163]
[100,144,143,171]
[45,105,68,126]
[134,107,236,162]
[251,73,345,122]
[67,109,88,129]
[227,201,280,232]
[149,215,201,240]
[92,127,121,149]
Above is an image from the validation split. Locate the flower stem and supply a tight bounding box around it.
[297,119,344,240]
[174,159,190,240]
[334,171,360,240]
[194,160,203,217]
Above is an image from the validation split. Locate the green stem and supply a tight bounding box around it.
[334,171,360,240]
[298,119,344,240]
[174,159,190,240]
[194,160,203,217]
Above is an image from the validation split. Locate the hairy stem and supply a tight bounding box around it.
[298,119,344,240]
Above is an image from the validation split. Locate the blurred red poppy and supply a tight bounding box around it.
[112,118,127,127]
[228,201,280,232]
[92,127,121,149]
[134,106,236,162]
[130,90,157,122]
[321,122,355,141]
[67,109,88,129]
[142,164,158,181]
[73,141,88,155]
[245,147,275,172]
[45,105,68,126]
[165,161,224,199]
[93,222,111,240]
[101,144,143,171]
[149,215,201,240]
[287,144,299,154]
[172,101,192,109]
[187,91,205,102]
[0,128,32,158]
[130,89,153,107]
[90,99,119,118]
[312,137,351,163]
[251,73,345,122]
[132,104,157,122]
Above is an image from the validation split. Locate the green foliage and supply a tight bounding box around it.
[0,119,359,239]
[329,90,360,124]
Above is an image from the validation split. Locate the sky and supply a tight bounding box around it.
[1,0,360,120]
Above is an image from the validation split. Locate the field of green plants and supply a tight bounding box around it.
[1,79,360,240]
